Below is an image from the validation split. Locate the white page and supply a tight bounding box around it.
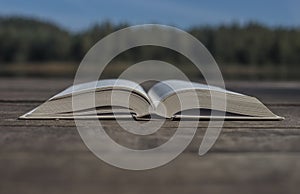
[50,79,149,101]
[148,79,244,105]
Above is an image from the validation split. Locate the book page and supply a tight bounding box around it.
[50,79,150,102]
[148,80,244,106]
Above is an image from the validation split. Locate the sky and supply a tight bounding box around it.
[0,0,300,31]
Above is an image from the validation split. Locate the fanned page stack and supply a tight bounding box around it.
[20,79,283,120]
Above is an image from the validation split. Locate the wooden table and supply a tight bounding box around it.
[0,78,299,194]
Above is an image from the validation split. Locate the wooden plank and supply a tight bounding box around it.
[1,78,300,194]
[0,152,299,194]
[0,78,72,101]
[1,125,300,153]
[0,78,72,90]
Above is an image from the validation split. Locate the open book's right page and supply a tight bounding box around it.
[147,80,283,120]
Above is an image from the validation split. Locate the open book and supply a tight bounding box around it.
[20,79,283,120]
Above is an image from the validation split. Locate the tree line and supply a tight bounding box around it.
[1,16,300,67]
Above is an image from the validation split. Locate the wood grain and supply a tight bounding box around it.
[0,78,299,194]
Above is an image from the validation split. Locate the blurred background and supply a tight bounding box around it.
[0,0,299,80]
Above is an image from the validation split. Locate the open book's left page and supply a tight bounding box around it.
[20,79,152,119]
[50,79,150,101]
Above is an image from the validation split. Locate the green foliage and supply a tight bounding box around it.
[1,16,300,67]
[0,16,71,62]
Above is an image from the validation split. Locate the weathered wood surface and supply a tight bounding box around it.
[0,78,299,194]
